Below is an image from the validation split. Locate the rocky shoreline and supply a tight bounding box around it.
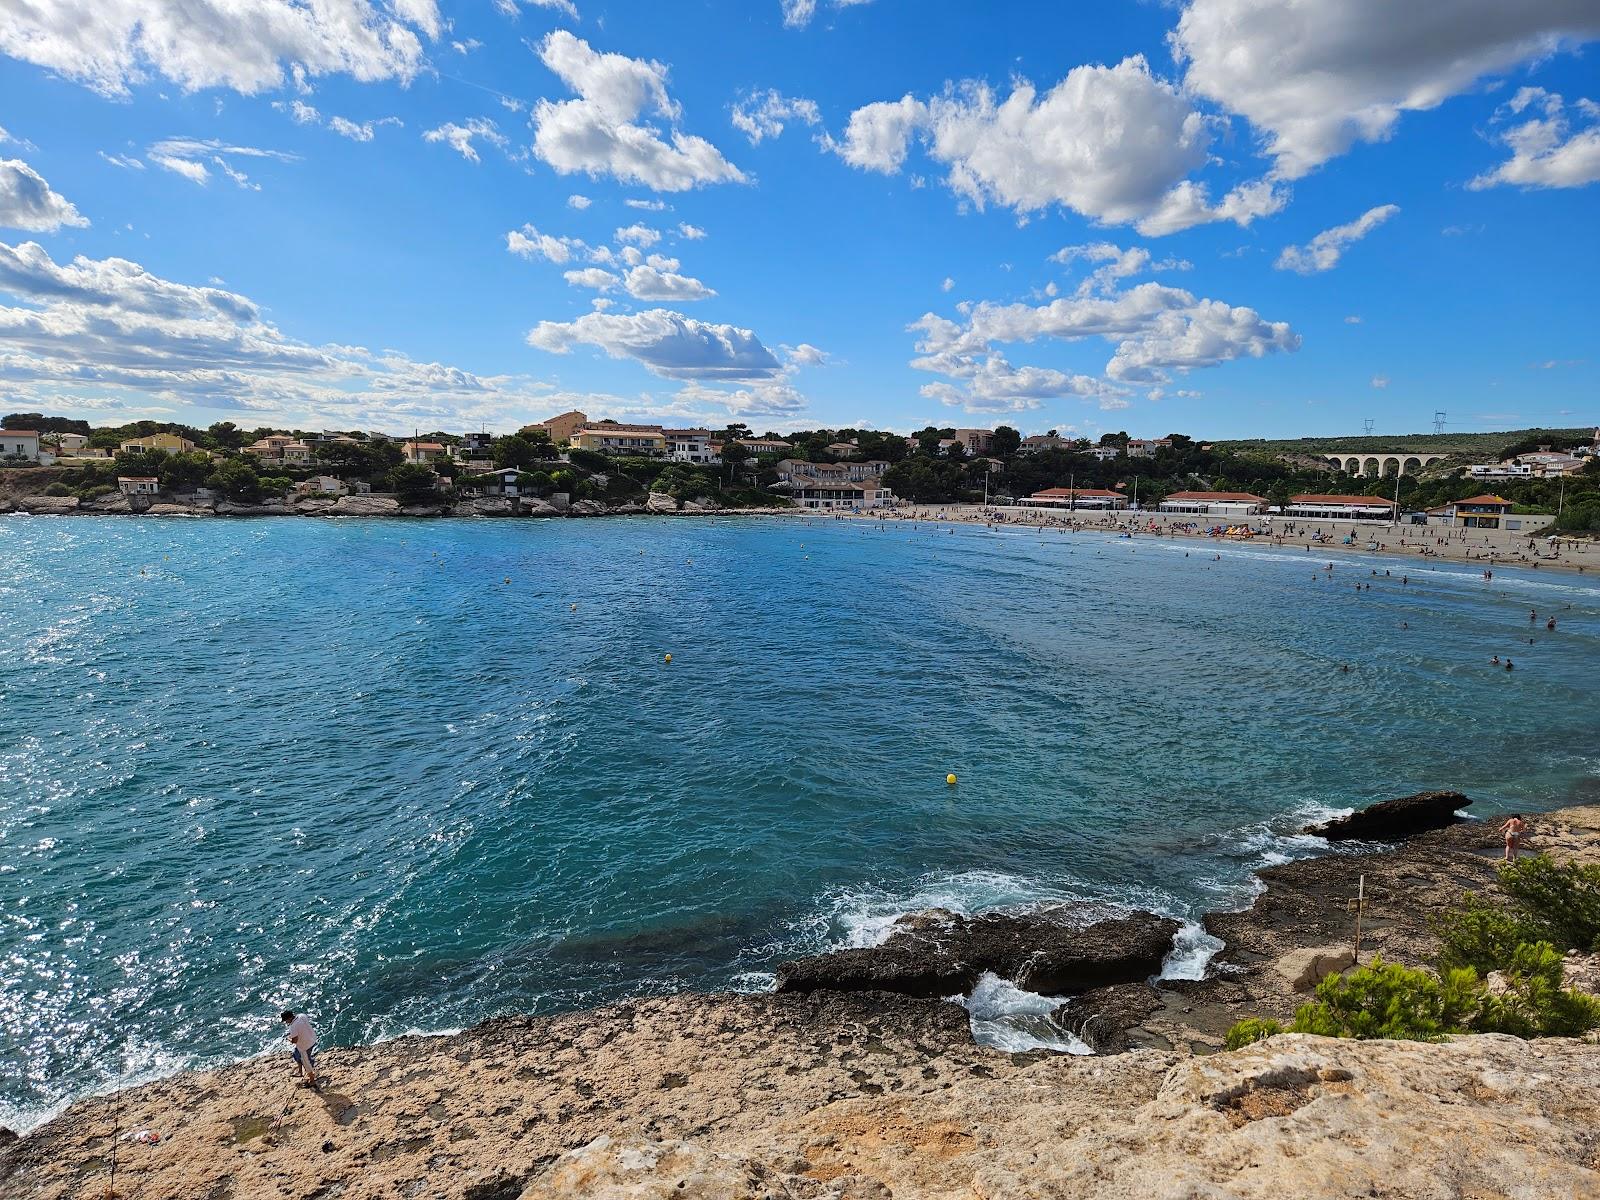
[0,491,792,519]
[7,798,1600,1199]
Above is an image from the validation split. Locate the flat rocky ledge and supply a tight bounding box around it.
[8,803,1600,1199]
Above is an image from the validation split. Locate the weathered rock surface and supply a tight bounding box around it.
[332,494,401,516]
[645,490,679,513]
[10,1002,1594,1200]
[1306,790,1471,840]
[776,907,1179,998]
[146,501,211,516]
[18,494,78,513]
[1273,945,1356,993]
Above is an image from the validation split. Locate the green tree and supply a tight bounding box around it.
[491,434,540,470]
[388,462,440,504]
[206,458,262,502]
[158,451,214,492]
[990,426,1022,458]
[719,439,751,481]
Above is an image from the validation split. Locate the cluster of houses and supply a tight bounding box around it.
[1467,435,1596,479]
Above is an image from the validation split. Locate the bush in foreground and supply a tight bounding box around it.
[1224,854,1600,1048]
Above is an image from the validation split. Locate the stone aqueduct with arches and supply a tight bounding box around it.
[1321,451,1451,478]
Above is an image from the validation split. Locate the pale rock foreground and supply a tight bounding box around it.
[523,1034,1600,1199]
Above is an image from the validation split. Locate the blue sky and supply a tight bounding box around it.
[0,0,1596,439]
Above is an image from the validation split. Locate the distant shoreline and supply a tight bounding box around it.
[815,502,1600,578]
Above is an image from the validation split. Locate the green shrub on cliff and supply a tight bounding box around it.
[1290,959,1483,1042]
[1435,895,1541,974]
[1497,856,1600,952]
[1223,1017,1284,1050]
[1473,942,1600,1039]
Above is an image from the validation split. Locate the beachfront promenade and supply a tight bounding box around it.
[846,503,1599,574]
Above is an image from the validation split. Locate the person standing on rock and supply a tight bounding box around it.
[1498,815,1528,863]
[282,1010,320,1088]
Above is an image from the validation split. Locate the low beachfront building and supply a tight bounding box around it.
[1430,495,1515,529]
[472,468,531,497]
[54,433,89,453]
[1,429,41,462]
[1285,494,1397,520]
[117,476,159,495]
[776,479,894,511]
[119,433,195,455]
[665,429,720,464]
[1158,491,1267,518]
[293,475,361,497]
[1017,487,1128,511]
[1020,434,1073,453]
[572,423,668,456]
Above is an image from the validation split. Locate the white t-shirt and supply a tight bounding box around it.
[286,1015,316,1052]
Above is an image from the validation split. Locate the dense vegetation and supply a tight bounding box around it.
[1224,854,1600,1048]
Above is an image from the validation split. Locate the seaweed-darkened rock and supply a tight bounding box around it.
[1062,983,1165,1053]
[775,907,1180,998]
[1306,791,1471,841]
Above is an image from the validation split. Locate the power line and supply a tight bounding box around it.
[1433,410,1447,435]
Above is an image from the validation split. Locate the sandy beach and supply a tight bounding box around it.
[826,502,1599,577]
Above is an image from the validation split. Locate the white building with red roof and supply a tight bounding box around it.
[1157,490,1267,517]
[1017,486,1128,510]
[1285,494,1397,520]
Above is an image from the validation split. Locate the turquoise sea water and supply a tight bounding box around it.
[3,513,1598,1127]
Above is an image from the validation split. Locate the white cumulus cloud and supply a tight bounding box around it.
[731,90,822,144]
[0,0,439,98]
[828,55,1281,235]
[1275,204,1400,274]
[1172,0,1600,179]
[423,118,507,163]
[531,31,745,192]
[527,308,783,381]
[0,160,89,231]
[1469,88,1600,190]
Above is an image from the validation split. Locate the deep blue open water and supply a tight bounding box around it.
[3,513,1598,1127]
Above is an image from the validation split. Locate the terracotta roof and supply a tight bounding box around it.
[1454,494,1513,506]
[1030,487,1123,499]
[1289,494,1396,506]
[1161,491,1266,503]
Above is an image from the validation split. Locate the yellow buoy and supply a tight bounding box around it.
[946,773,958,786]
[664,653,673,663]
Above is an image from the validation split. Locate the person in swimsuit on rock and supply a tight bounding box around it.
[1498,814,1528,863]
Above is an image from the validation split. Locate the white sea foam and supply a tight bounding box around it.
[957,972,1091,1054]
[803,869,1094,952]
[1160,920,1224,981]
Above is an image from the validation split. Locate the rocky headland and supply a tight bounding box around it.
[7,799,1600,1200]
